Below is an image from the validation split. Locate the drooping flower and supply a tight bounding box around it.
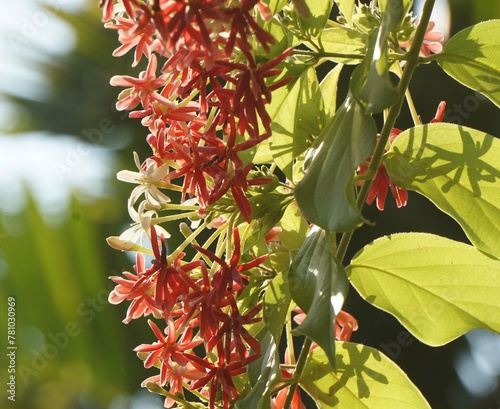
[293,307,358,343]
[399,21,445,57]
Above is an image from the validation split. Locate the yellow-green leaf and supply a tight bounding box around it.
[347,233,500,346]
[438,20,500,108]
[301,342,430,408]
[384,123,500,258]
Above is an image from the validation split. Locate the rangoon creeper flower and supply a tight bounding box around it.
[120,200,170,246]
[399,21,445,57]
[117,151,171,208]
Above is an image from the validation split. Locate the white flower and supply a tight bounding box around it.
[119,200,170,246]
[117,152,171,209]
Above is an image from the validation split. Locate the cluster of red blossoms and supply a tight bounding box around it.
[101,0,292,222]
[101,0,294,407]
[101,1,360,407]
[110,226,267,408]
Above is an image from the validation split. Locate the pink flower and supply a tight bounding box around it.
[293,307,358,343]
[400,21,444,57]
[110,55,168,111]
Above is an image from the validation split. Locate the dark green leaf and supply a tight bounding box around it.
[352,0,403,113]
[236,330,279,409]
[294,95,377,232]
[289,227,349,369]
[263,272,291,342]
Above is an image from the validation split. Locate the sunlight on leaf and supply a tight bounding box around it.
[384,123,500,258]
[437,20,500,108]
[300,342,430,408]
[347,233,500,346]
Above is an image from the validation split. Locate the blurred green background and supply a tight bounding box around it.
[0,1,498,408]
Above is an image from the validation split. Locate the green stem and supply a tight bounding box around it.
[394,62,422,126]
[336,0,436,264]
[292,49,365,61]
[284,2,436,409]
[282,337,313,409]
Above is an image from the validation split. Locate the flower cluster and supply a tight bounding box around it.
[101,0,294,407]
[102,0,292,226]
[110,226,266,408]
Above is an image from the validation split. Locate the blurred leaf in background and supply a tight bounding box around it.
[0,1,161,408]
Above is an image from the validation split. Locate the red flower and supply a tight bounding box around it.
[193,228,268,303]
[208,294,262,361]
[359,101,447,210]
[135,319,202,380]
[294,307,358,343]
[108,253,162,324]
[147,226,201,315]
[188,351,259,409]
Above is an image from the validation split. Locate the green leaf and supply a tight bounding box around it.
[437,20,500,107]
[270,67,324,180]
[268,0,288,15]
[300,343,430,408]
[379,0,413,18]
[250,61,310,165]
[384,123,500,258]
[320,63,343,124]
[294,95,377,232]
[237,330,278,409]
[352,0,403,113]
[298,0,334,38]
[335,0,355,26]
[321,27,366,64]
[263,272,291,342]
[278,201,309,251]
[347,233,500,346]
[289,226,349,368]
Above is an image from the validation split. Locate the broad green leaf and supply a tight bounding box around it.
[250,61,310,165]
[300,343,430,408]
[295,95,377,232]
[352,0,402,113]
[320,64,343,121]
[321,27,366,64]
[237,330,278,409]
[384,123,500,258]
[335,0,355,26]
[270,67,324,180]
[256,19,291,59]
[263,272,291,342]
[298,0,333,38]
[289,226,349,368]
[347,233,500,346]
[437,20,500,108]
